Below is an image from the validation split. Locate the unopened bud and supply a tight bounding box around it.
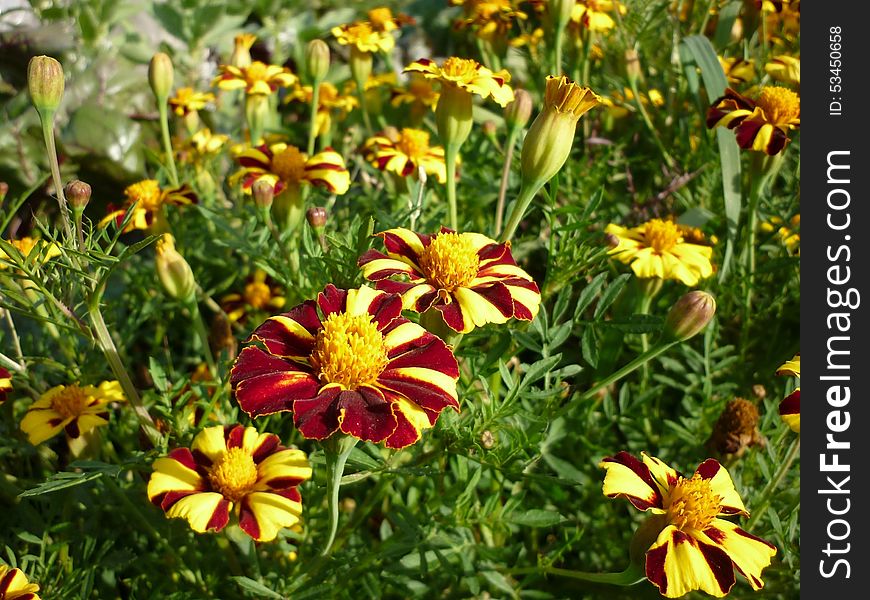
[349,47,373,88]
[155,234,196,301]
[482,120,498,137]
[0,182,8,207]
[306,206,327,230]
[625,49,641,83]
[504,89,533,130]
[149,52,174,100]
[306,39,331,82]
[65,180,91,211]
[252,179,274,210]
[231,33,257,69]
[27,55,65,117]
[663,290,716,341]
[435,84,473,149]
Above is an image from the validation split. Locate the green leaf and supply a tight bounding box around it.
[232,577,284,599]
[593,274,631,319]
[507,509,565,528]
[574,272,608,320]
[18,468,115,498]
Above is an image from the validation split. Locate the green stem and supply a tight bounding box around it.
[158,101,179,187]
[73,207,85,251]
[445,143,461,231]
[626,74,675,169]
[39,114,73,243]
[554,24,566,75]
[746,436,800,530]
[500,183,541,242]
[355,78,373,135]
[188,298,217,376]
[321,434,358,556]
[307,79,322,157]
[504,563,644,586]
[494,127,520,237]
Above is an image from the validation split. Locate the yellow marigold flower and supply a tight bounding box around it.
[600,452,777,597]
[718,56,755,85]
[221,269,286,324]
[286,82,359,135]
[391,73,440,111]
[707,86,800,155]
[765,55,800,87]
[20,381,125,446]
[509,27,545,59]
[776,354,800,433]
[364,128,449,183]
[758,0,800,45]
[344,72,397,94]
[605,219,715,286]
[177,128,229,164]
[168,87,215,117]
[761,213,799,254]
[331,21,395,53]
[367,7,415,33]
[232,143,350,196]
[452,0,528,42]
[230,33,257,68]
[0,237,61,271]
[359,228,541,333]
[0,564,40,599]
[0,368,12,404]
[212,61,297,96]
[571,0,627,33]
[98,179,197,232]
[147,424,312,541]
[601,87,664,119]
[404,57,514,107]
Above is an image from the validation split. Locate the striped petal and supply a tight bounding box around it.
[599,451,666,511]
[305,148,350,194]
[256,449,313,489]
[779,388,800,432]
[292,385,343,439]
[645,526,736,598]
[248,301,320,358]
[147,451,208,507]
[165,492,232,534]
[336,386,398,443]
[385,394,436,449]
[0,566,40,599]
[694,459,748,516]
[238,489,303,541]
[702,519,777,591]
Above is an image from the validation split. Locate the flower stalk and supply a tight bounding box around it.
[321,434,358,556]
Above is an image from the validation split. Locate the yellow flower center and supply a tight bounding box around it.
[345,22,376,44]
[368,7,393,29]
[644,219,681,254]
[397,129,431,160]
[208,447,259,503]
[50,385,90,419]
[125,180,163,211]
[244,280,272,309]
[271,146,307,184]
[441,57,479,82]
[665,474,723,531]
[755,86,800,124]
[246,61,270,84]
[419,233,480,291]
[310,312,389,389]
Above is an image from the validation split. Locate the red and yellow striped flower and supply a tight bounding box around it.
[363,128,448,183]
[147,424,312,541]
[331,21,395,54]
[358,228,541,333]
[718,56,755,86]
[212,61,297,96]
[600,452,777,598]
[221,269,286,324]
[707,86,800,155]
[605,219,715,286]
[571,0,627,33]
[404,57,514,107]
[230,285,460,448]
[0,368,11,404]
[0,564,40,600]
[168,87,215,117]
[99,179,197,232]
[232,143,350,196]
[0,237,61,271]
[776,354,799,433]
[20,381,125,445]
[765,55,800,87]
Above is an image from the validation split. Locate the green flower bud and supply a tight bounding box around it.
[252,179,274,210]
[435,84,473,149]
[155,234,196,301]
[504,88,533,130]
[27,55,65,117]
[64,180,92,211]
[245,94,269,145]
[149,52,174,101]
[306,39,331,82]
[664,290,716,342]
[349,47,373,88]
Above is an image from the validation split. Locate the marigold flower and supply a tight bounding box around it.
[571,0,627,33]
[221,269,286,324]
[232,143,350,196]
[364,128,448,183]
[601,87,664,119]
[707,398,763,457]
[20,381,125,445]
[99,179,198,232]
[404,57,514,107]
[179,128,229,162]
[776,354,799,433]
[452,0,528,42]
[359,228,541,333]
[707,86,800,155]
[230,33,257,68]
[0,564,40,599]
[764,55,800,87]
[718,56,755,85]
[605,219,714,286]
[0,237,61,271]
[231,285,460,448]
[212,61,297,96]
[331,21,395,54]
[367,7,415,33]
[390,74,440,120]
[147,424,312,541]
[168,87,215,117]
[761,213,799,254]
[286,82,358,136]
[600,452,777,597]
[0,368,11,403]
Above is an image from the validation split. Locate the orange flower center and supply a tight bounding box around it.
[311,313,389,389]
[49,385,90,419]
[244,280,272,309]
[644,219,681,254]
[397,129,431,160]
[208,447,258,503]
[368,7,393,29]
[419,233,480,291]
[755,86,800,125]
[344,22,376,44]
[125,180,163,211]
[441,57,479,82]
[271,146,307,184]
[665,474,723,531]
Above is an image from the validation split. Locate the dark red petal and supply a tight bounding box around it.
[225,424,246,449]
[206,498,232,532]
[779,389,800,415]
[293,386,342,439]
[318,284,348,316]
[368,291,403,331]
[247,301,320,356]
[232,347,319,417]
[337,387,397,443]
[600,451,664,510]
[385,333,460,377]
[434,302,466,332]
[466,281,515,319]
[237,497,260,539]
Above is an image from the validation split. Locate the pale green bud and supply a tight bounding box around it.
[27,55,65,117]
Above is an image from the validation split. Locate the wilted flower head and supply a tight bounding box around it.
[707,398,764,456]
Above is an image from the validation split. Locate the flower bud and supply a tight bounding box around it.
[504,89,533,130]
[230,33,256,69]
[252,179,274,210]
[64,179,91,211]
[435,84,473,149]
[149,53,174,101]
[0,182,8,207]
[245,94,269,145]
[625,49,641,83]
[482,120,498,137]
[520,76,600,191]
[663,290,716,342]
[349,47,373,88]
[306,39,331,82]
[27,55,65,117]
[155,234,196,301]
[306,206,328,230]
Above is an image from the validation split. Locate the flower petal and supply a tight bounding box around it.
[231,347,319,417]
[238,490,303,541]
[645,526,736,598]
[695,459,748,516]
[599,451,665,511]
[165,492,231,534]
[703,519,777,591]
[337,387,398,443]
